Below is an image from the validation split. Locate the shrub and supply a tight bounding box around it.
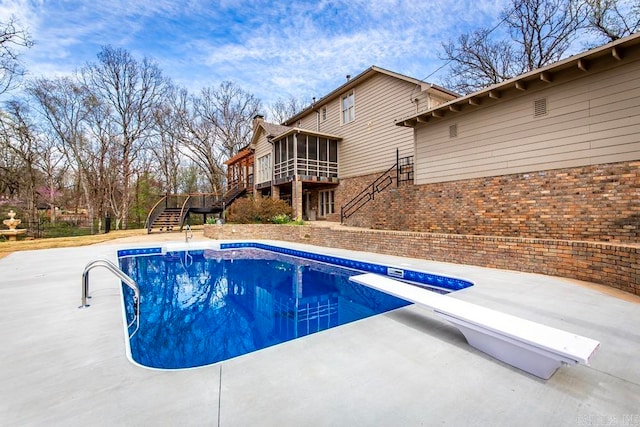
[270,214,290,224]
[227,196,293,223]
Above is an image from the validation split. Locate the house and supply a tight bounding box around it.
[247,66,457,221]
[389,32,640,243]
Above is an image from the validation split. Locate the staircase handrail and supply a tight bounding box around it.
[178,194,193,232]
[341,163,396,222]
[146,194,168,234]
[340,150,414,223]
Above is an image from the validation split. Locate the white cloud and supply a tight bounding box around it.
[6,0,513,105]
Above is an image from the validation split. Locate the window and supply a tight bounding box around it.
[341,91,355,124]
[319,190,335,216]
[257,154,272,184]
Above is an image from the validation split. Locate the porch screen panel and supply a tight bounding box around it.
[319,138,328,177]
[297,134,308,176]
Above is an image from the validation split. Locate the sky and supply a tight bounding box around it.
[1,0,514,107]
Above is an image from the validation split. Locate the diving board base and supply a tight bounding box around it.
[349,273,600,380]
[436,312,569,379]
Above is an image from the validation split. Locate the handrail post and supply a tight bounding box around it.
[396,148,400,187]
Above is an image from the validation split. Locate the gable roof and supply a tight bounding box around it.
[283,65,458,126]
[396,32,640,128]
[261,121,292,137]
[249,120,292,148]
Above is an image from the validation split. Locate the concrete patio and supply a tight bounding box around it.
[1,230,639,426]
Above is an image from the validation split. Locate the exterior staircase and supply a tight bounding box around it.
[148,208,184,232]
[145,184,250,234]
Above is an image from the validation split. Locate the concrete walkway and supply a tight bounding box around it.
[1,230,639,426]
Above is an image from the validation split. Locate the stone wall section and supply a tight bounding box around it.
[204,224,640,296]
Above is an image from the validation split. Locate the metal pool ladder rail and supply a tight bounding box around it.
[80,258,140,338]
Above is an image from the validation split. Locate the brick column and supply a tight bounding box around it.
[293,178,303,221]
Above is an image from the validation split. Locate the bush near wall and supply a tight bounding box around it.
[227,196,293,224]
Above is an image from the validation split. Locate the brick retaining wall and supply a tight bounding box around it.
[342,161,640,243]
[204,224,640,296]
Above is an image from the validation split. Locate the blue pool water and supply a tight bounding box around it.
[118,244,473,369]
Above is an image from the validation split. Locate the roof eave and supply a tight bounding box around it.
[396,32,640,128]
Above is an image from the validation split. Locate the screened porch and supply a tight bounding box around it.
[272,130,340,182]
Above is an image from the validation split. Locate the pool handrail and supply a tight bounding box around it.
[80,258,140,338]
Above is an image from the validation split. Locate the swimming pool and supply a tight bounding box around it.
[117,242,473,369]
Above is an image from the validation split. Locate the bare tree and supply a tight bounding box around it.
[28,77,106,233]
[585,0,640,41]
[0,99,41,222]
[0,111,22,197]
[82,46,170,229]
[162,82,260,194]
[507,0,587,70]
[0,16,33,96]
[268,95,306,123]
[441,0,588,94]
[199,81,261,160]
[442,30,524,94]
[35,130,67,224]
[151,89,183,194]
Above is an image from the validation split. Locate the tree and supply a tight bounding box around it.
[151,88,183,194]
[441,0,588,94]
[35,130,67,224]
[81,46,171,229]
[28,76,106,233]
[268,95,306,123]
[585,0,640,42]
[0,100,41,223]
[200,81,261,161]
[0,17,33,96]
[442,30,523,93]
[163,82,260,194]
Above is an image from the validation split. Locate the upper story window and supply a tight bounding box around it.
[341,91,355,124]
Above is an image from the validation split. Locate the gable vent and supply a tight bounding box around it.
[534,98,547,117]
[449,124,458,138]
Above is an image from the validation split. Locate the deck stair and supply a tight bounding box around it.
[211,185,247,210]
[146,185,249,234]
[149,208,183,232]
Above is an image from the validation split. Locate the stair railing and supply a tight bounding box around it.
[340,150,414,223]
[178,194,193,231]
[145,194,168,234]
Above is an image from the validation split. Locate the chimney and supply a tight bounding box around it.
[252,114,264,130]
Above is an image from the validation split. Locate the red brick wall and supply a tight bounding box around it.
[204,224,640,296]
[343,161,640,243]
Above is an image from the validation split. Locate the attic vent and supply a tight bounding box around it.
[534,98,547,117]
[449,124,458,138]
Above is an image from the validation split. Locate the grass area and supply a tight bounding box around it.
[0,229,148,260]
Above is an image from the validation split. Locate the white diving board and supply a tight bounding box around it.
[349,273,600,379]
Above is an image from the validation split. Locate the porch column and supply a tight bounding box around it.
[272,185,280,200]
[293,178,303,221]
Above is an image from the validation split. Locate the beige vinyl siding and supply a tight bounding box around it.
[415,58,640,184]
[294,74,419,178]
[253,130,273,184]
